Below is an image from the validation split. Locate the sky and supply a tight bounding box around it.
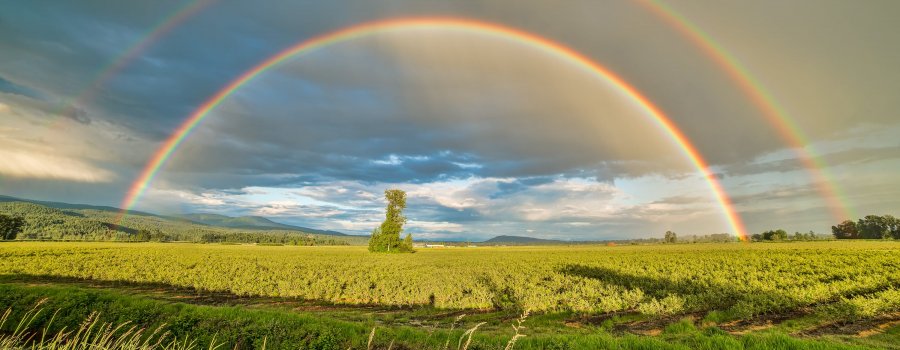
[1,0,898,241]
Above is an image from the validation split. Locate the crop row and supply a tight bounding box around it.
[0,242,897,319]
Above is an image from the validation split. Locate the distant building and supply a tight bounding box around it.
[424,244,445,248]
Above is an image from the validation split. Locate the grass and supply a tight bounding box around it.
[0,302,219,350]
[0,281,893,349]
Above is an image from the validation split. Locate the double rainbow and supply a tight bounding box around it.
[118,17,748,239]
[638,0,853,221]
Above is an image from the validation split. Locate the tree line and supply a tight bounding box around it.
[661,232,743,244]
[661,230,827,243]
[749,229,825,242]
[831,215,900,239]
[746,214,899,242]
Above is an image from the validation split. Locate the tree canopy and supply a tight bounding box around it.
[664,231,677,243]
[0,213,24,240]
[833,215,899,239]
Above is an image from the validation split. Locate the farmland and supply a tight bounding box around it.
[0,241,898,349]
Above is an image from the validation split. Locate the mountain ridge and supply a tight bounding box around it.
[0,194,347,236]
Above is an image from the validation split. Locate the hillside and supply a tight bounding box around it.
[0,196,363,245]
[0,195,156,216]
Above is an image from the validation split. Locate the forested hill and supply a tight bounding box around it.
[0,196,363,245]
[172,213,346,236]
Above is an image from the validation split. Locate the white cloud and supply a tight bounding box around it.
[407,220,465,233]
[0,94,153,184]
[0,146,115,182]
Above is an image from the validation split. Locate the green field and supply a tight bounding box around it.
[0,241,898,349]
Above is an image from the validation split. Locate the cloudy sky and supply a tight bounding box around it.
[1,0,898,240]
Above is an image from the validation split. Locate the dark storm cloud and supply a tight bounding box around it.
[0,1,738,169]
[150,33,695,190]
[0,1,362,138]
[6,0,897,180]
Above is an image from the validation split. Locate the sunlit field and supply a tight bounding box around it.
[0,241,897,349]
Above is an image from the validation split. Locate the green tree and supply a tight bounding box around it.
[857,215,889,239]
[832,220,858,239]
[368,189,411,253]
[0,214,25,240]
[135,229,152,242]
[401,233,413,252]
[761,229,787,241]
[886,215,900,239]
[664,231,677,243]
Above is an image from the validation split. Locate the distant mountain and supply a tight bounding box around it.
[0,194,356,243]
[0,195,346,236]
[174,213,346,236]
[482,235,566,244]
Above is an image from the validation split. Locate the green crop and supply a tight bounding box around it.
[0,241,897,321]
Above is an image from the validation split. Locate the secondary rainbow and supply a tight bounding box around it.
[637,0,854,221]
[52,0,216,125]
[119,17,749,239]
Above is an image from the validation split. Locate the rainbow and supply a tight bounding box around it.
[52,0,216,124]
[637,0,854,221]
[119,17,748,239]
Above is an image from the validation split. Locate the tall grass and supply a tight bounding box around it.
[0,302,220,350]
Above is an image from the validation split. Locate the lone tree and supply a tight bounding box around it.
[369,189,413,253]
[0,214,25,240]
[664,231,677,243]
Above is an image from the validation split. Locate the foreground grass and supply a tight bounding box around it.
[0,305,214,350]
[0,283,891,350]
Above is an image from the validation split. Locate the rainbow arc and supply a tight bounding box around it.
[118,17,748,239]
[638,0,853,222]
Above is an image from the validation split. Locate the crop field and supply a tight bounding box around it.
[0,241,898,349]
